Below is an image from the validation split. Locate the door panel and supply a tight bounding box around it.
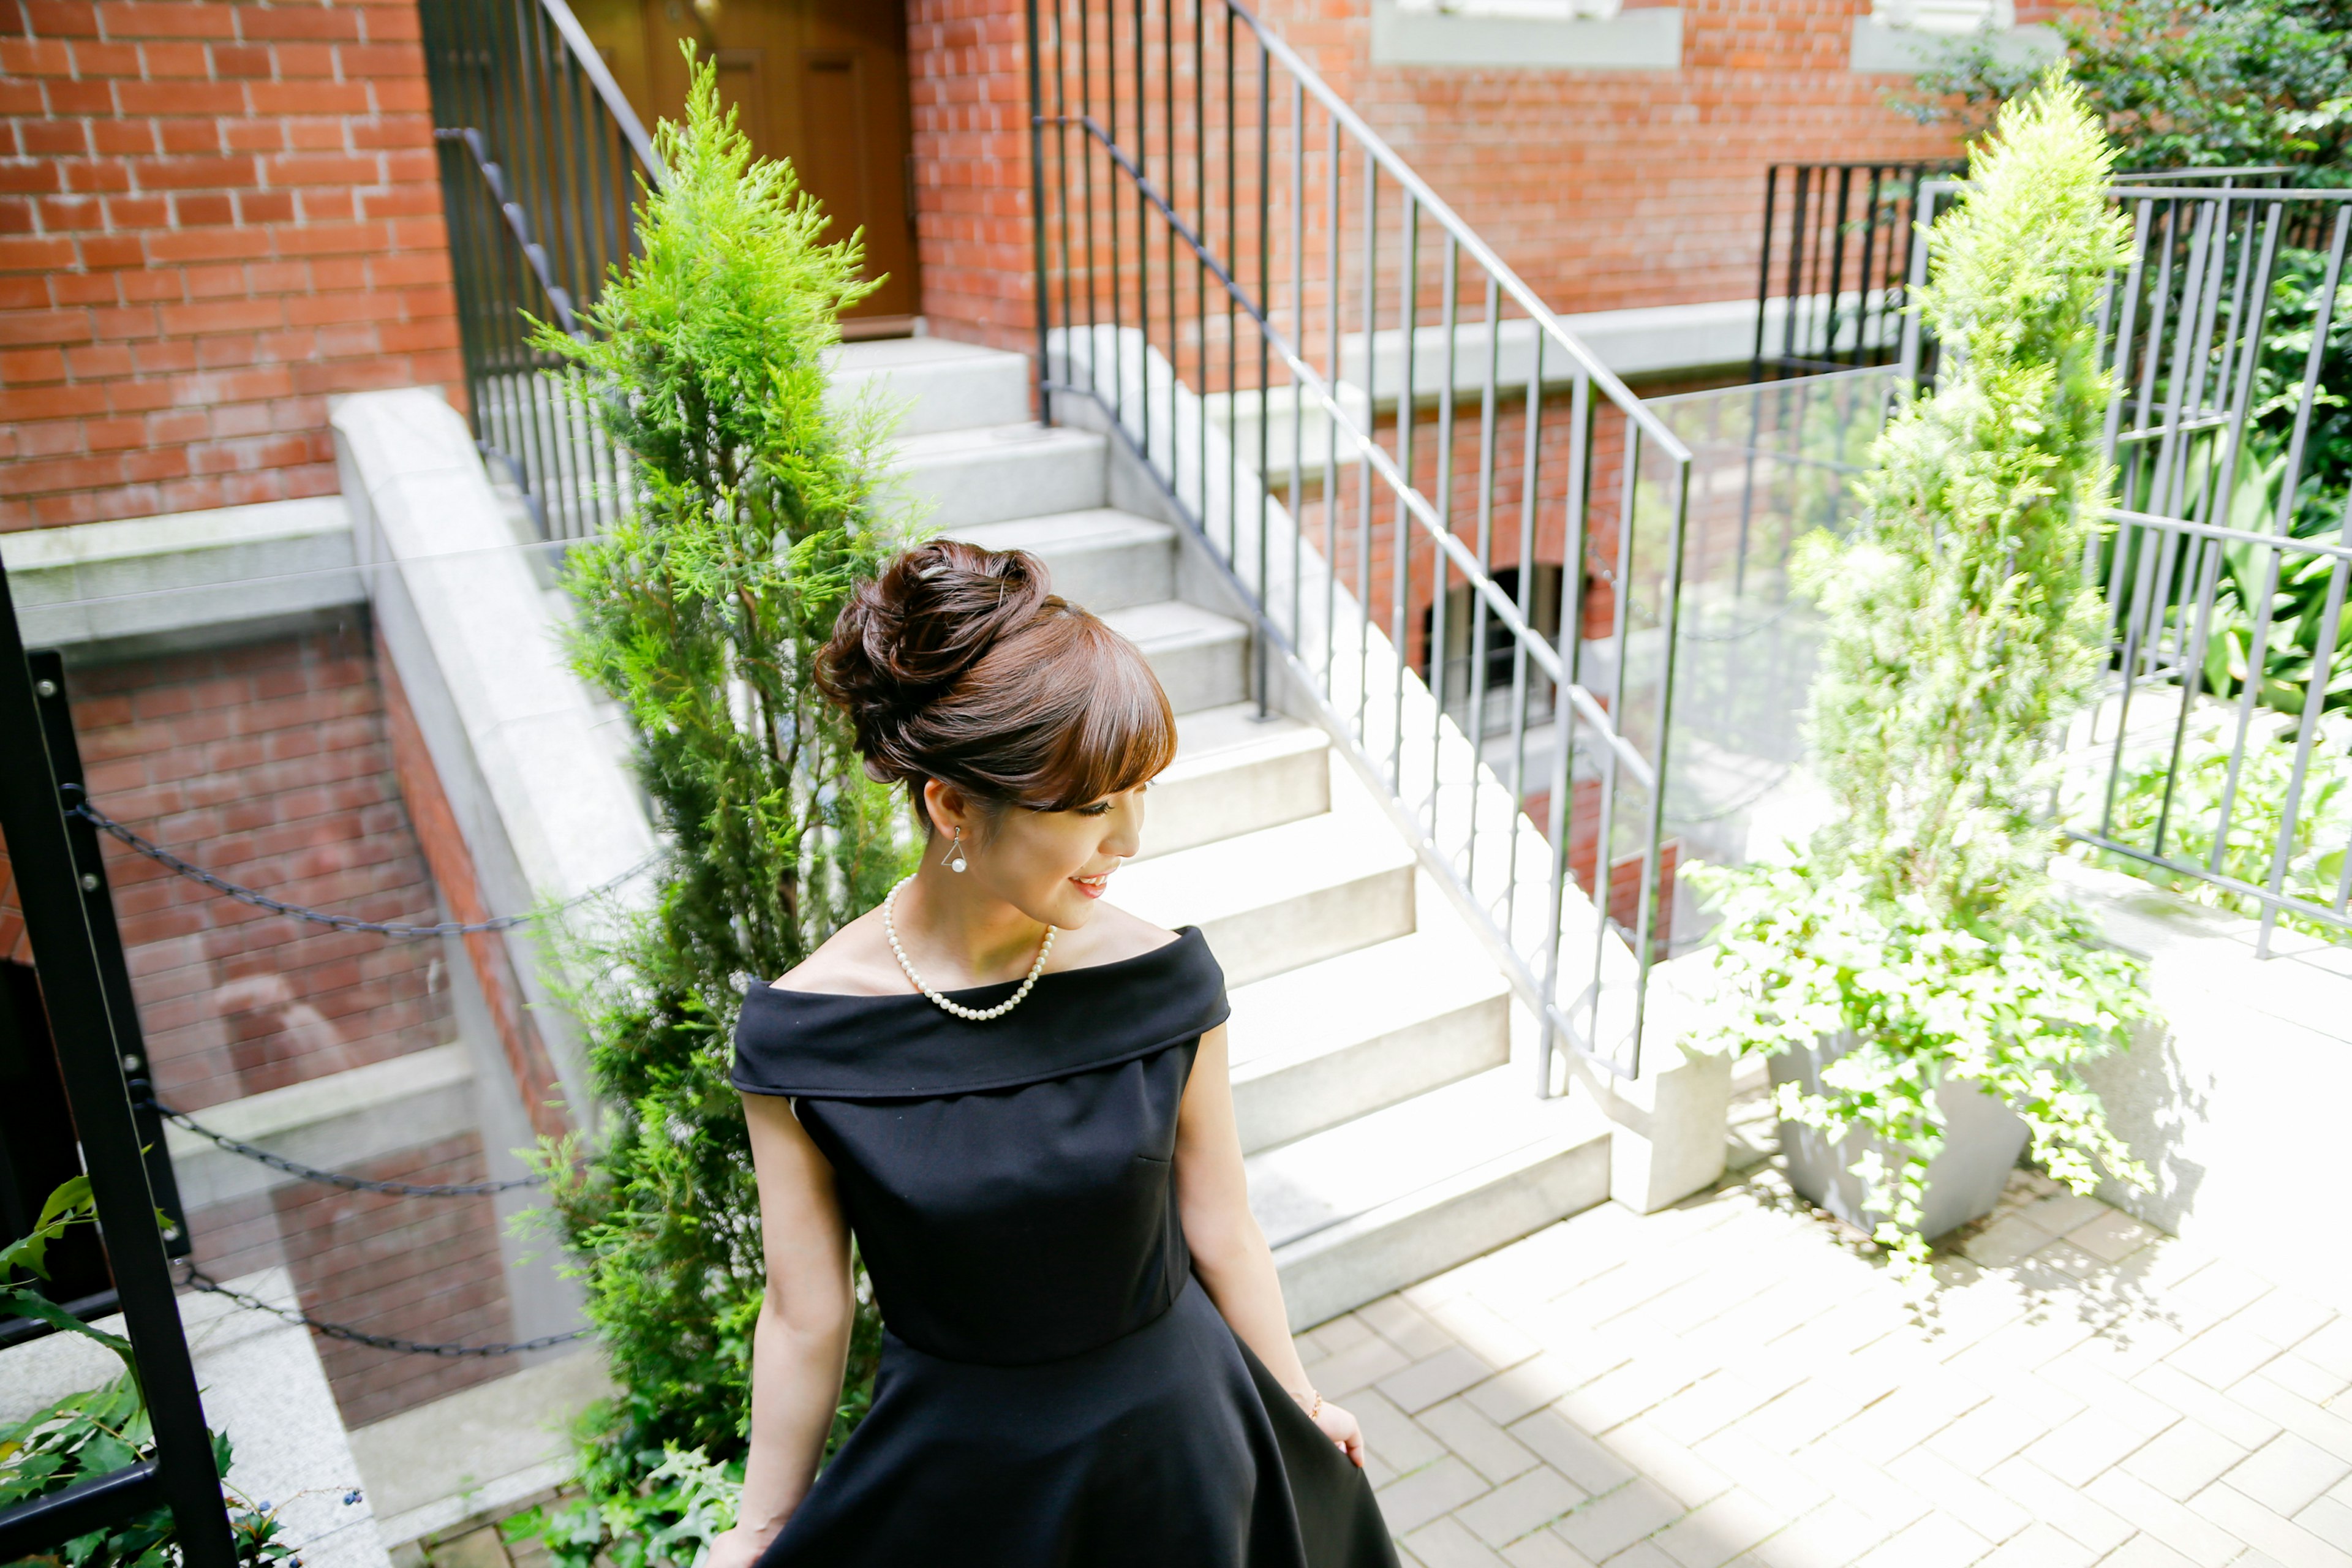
[576,0,920,330]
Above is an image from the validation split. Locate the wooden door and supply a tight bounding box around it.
[577,0,921,335]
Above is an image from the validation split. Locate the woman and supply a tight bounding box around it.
[709,540,1398,1568]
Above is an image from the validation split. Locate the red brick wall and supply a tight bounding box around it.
[0,620,513,1422]
[0,0,459,533]
[63,619,454,1110]
[909,0,1966,348]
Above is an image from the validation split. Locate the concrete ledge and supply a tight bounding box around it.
[0,1269,391,1568]
[1371,0,1681,68]
[0,496,359,650]
[350,1354,612,1551]
[164,1044,480,1208]
[1849,15,2060,72]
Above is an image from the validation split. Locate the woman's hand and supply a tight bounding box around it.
[704,1523,778,1568]
[1309,1396,1366,1468]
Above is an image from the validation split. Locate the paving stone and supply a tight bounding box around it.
[1405,1515,1513,1567]
[2234,1294,2338,1355]
[2267,1351,2352,1406]
[2131,1362,2286,1451]
[2013,1193,2111,1239]
[1786,1437,1931,1532]
[1500,1531,1600,1568]
[1885,1446,2032,1544]
[1646,1487,1787,1568]
[1961,1215,2056,1269]
[2037,1352,2186,1439]
[1368,1297,1467,1361]
[2228,1434,2352,1517]
[1313,1332,1415,1398]
[1358,1387,1452,1477]
[434,1528,510,1568]
[2021,1408,2158,1488]
[2165,1260,2275,1329]
[2300,1494,2352,1553]
[1459,1468,1587,1547]
[1970,1521,2097,1567]
[1601,1419,1735,1510]
[1983,1457,2135,1555]
[2168,1323,2287,1392]
[1650,1369,1811,1450]
[1596,1543,1678,1568]
[2118,1418,2250,1501]
[1689,1429,1834,1520]
[2095,1537,2203,1568]
[2299,1321,2352,1382]
[1552,1480,1686,1562]
[2186,1480,2352,1568]
[2064,1210,2161,1264]
[1426,1295,1544,1375]
[1381,1455,1496,1534]
[1388,1349,1516,1415]
[1513,1409,1638,1496]
[1924,1397,2061,1475]
[1849,1511,1994,1568]
[1561,1354,1717,1436]
[2233,1373,2352,1466]
[2080,1468,2254,1568]
[1749,1501,1887,1568]
[1310,1313,1381,1357]
[1831,1367,1994,1463]
[1469,1352,1610,1427]
[1422,1397,1545,1486]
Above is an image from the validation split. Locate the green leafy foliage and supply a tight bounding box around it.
[2090,706,2352,930]
[503,1449,742,1568]
[1898,0,2352,177]
[1,1181,318,1568]
[1693,77,2157,1272]
[520,43,914,1556]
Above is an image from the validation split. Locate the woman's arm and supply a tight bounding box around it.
[1174,1022,1365,1466]
[707,1093,857,1568]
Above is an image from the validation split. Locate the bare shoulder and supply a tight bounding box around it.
[771,907,903,997]
[1054,901,1183,971]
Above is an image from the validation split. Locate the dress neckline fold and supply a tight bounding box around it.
[733,924,1229,1100]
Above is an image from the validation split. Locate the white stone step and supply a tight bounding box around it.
[1229,924,1512,1155]
[1100,599,1250,716]
[894,423,1107,531]
[1142,702,1330,862]
[1110,766,1415,987]
[829,337,1031,438]
[1258,1066,1611,1330]
[951,508,1174,613]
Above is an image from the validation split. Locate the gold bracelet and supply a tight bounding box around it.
[1288,1385,1324,1420]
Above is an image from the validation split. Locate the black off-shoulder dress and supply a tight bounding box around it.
[731,925,1398,1568]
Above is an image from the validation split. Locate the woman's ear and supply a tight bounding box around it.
[923,778,974,838]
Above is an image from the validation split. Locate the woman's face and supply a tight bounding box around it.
[931,781,1148,929]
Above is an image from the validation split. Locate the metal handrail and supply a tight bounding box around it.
[1027,0,1692,1082]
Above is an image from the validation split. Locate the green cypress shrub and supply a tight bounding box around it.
[526,50,914,1521]
[1694,75,2158,1271]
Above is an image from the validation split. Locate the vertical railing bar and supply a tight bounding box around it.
[1536,368,1592,1096]
[1321,107,1340,699]
[1503,331,1542,931]
[1353,149,1376,745]
[1465,273,1499,883]
[1028,0,1054,423]
[1288,74,1304,652]
[1751,165,1779,380]
[1390,194,1418,791]
[1627,447,1691,1079]
[1254,31,1272,714]
[1823,165,1851,365]
[1428,233,1459,842]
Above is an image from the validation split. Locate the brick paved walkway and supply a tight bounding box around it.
[1311,1095,2352,1568]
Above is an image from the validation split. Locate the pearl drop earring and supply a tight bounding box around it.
[941,826,968,873]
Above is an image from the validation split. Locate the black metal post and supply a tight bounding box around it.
[0,565,236,1568]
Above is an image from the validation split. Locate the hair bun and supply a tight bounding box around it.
[818,539,1054,778]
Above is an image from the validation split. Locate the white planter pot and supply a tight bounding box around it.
[1766,1036,2029,1242]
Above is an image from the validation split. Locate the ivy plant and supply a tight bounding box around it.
[521,43,915,1552]
[1693,75,2157,1272]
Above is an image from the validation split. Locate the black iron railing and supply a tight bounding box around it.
[1751,160,1962,382]
[419,0,658,540]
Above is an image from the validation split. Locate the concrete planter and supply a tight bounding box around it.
[1768,1036,2030,1241]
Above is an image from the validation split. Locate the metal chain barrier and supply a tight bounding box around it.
[66,787,657,939]
[143,1096,545,1197]
[176,1264,594,1357]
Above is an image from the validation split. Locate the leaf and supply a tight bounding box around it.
[0,1288,135,1371]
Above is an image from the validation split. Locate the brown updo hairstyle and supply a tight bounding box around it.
[816,539,1178,837]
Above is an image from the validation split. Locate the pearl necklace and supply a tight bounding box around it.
[882,875,1057,1022]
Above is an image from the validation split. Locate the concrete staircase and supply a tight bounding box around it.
[839,336,1611,1330]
